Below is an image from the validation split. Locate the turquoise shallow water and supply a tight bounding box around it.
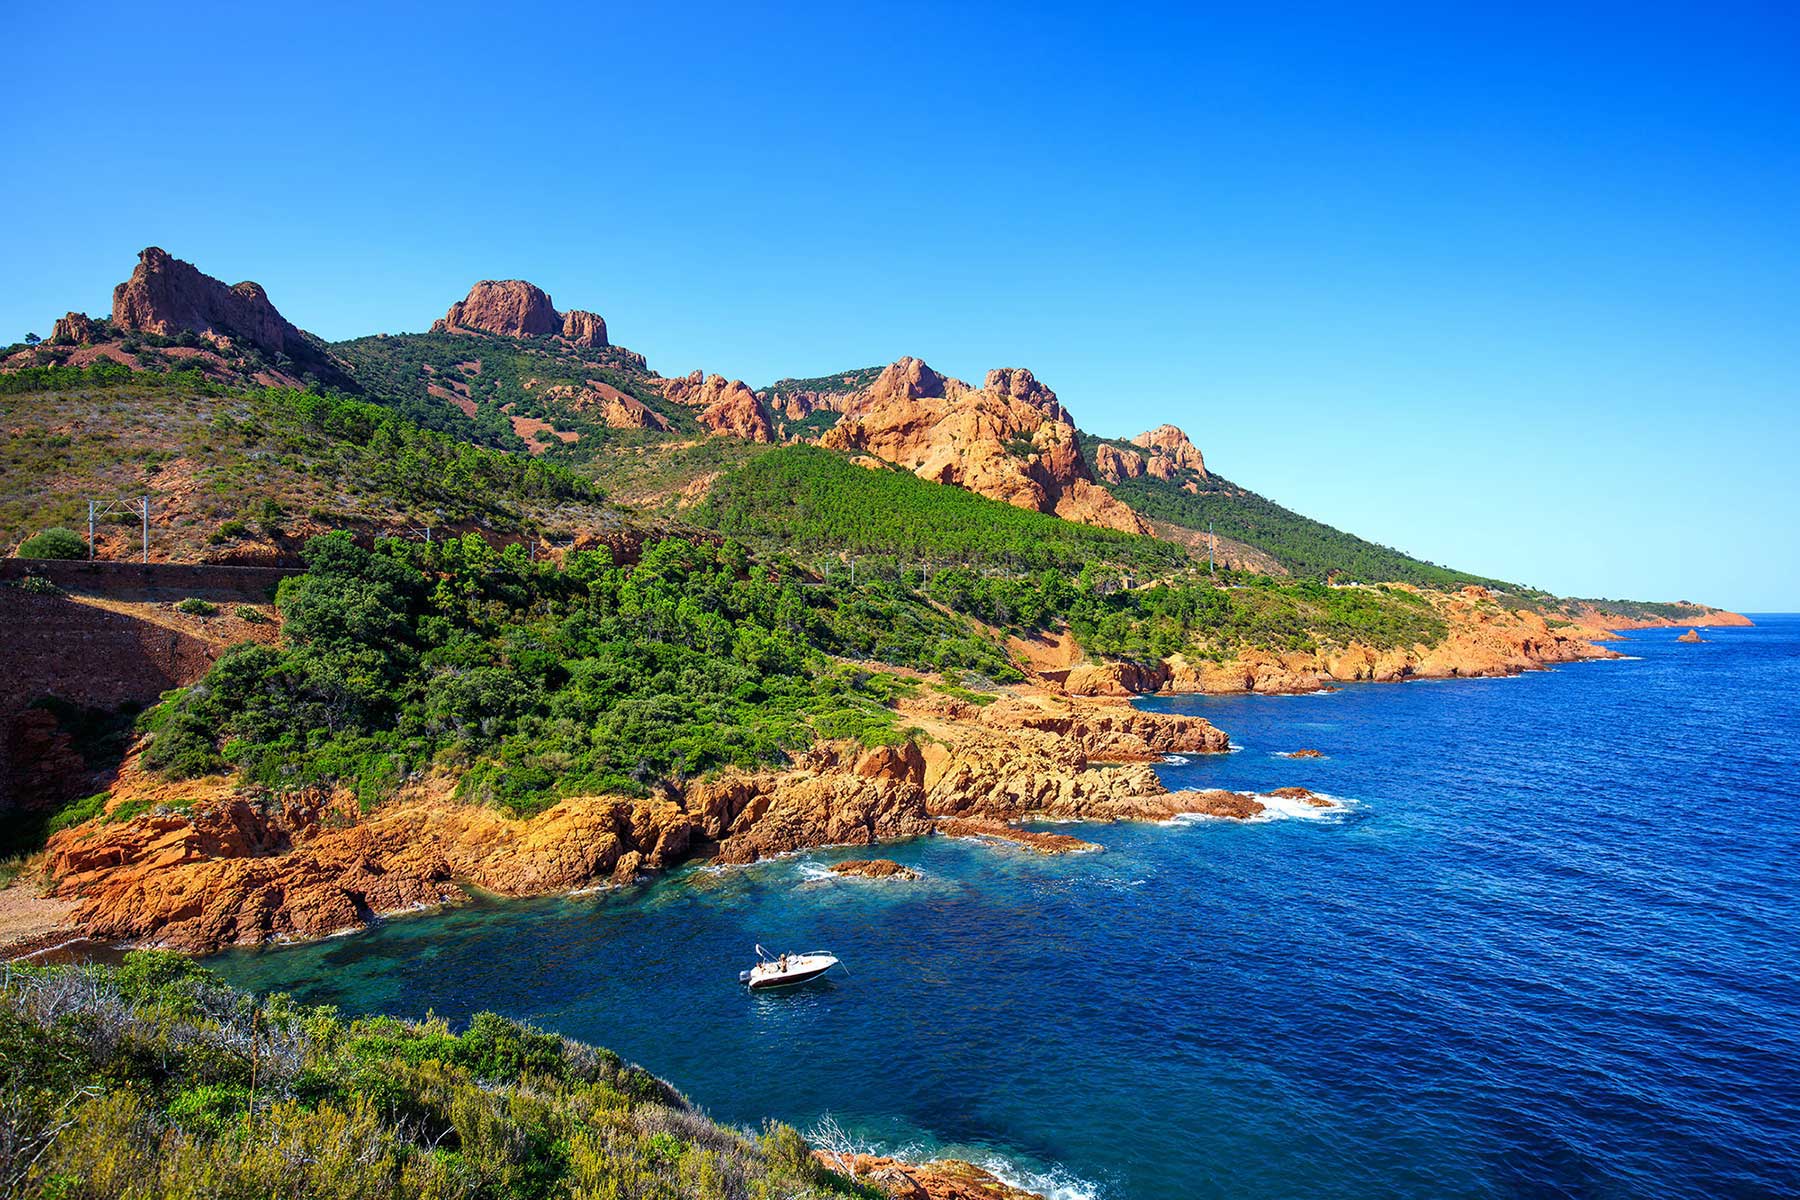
[212,617,1800,1200]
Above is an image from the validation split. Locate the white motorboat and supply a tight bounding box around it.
[739,945,840,990]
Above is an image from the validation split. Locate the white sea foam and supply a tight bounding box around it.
[1253,789,1352,821]
[972,1154,1104,1200]
[1161,753,1191,766]
[1167,791,1357,825]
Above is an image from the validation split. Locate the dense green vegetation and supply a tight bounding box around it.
[0,952,873,1200]
[331,332,694,457]
[761,367,883,396]
[139,531,1019,815]
[16,527,85,558]
[696,445,1187,573]
[0,365,616,562]
[1081,433,1506,588]
[10,318,355,393]
[1546,597,1705,622]
[782,409,844,439]
[1071,573,1447,660]
[914,563,1448,659]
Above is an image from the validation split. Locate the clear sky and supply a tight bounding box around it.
[4,2,1796,609]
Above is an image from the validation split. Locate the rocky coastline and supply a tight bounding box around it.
[21,691,1237,956]
[5,585,1737,961]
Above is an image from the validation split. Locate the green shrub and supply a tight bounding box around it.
[218,518,249,539]
[17,527,86,559]
[0,957,874,1200]
[46,792,109,835]
[174,597,218,616]
[16,575,62,595]
[235,605,270,624]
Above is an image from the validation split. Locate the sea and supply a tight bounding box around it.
[211,616,1800,1200]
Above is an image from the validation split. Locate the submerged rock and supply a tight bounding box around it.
[829,858,918,880]
[1266,786,1334,808]
[935,819,1100,854]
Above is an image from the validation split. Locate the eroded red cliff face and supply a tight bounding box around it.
[662,371,777,442]
[110,247,306,357]
[1092,424,1208,485]
[821,358,1148,533]
[432,280,609,347]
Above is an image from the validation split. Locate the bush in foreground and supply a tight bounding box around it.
[16,527,86,559]
[0,952,876,1200]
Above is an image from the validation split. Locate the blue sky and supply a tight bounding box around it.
[5,2,1796,608]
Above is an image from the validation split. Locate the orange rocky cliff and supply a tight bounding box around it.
[1092,424,1208,487]
[821,358,1148,534]
[815,1154,1049,1200]
[39,693,1259,954]
[433,280,609,348]
[662,371,777,442]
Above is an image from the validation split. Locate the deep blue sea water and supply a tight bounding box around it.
[212,617,1800,1200]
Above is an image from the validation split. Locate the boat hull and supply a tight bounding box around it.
[741,952,839,990]
[746,966,832,990]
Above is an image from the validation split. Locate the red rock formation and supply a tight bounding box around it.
[829,858,918,879]
[821,358,1148,534]
[433,280,610,348]
[1130,424,1207,479]
[434,280,561,338]
[1062,660,1169,697]
[662,371,776,442]
[1267,786,1333,807]
[110,247,305,356]
[1677,628,1704,643]
[51,311,96,344]
[936,819,1099,854]
[1091,442,1146,482]
[816,1154,1047,1200]
[560,309,607,347]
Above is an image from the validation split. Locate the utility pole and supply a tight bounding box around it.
[85,495,151,562]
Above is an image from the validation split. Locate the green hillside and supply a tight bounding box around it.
[331,331,694,456]
[1081,433,1505,588]
[0,362,622,563]
[694,444,1186,574]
